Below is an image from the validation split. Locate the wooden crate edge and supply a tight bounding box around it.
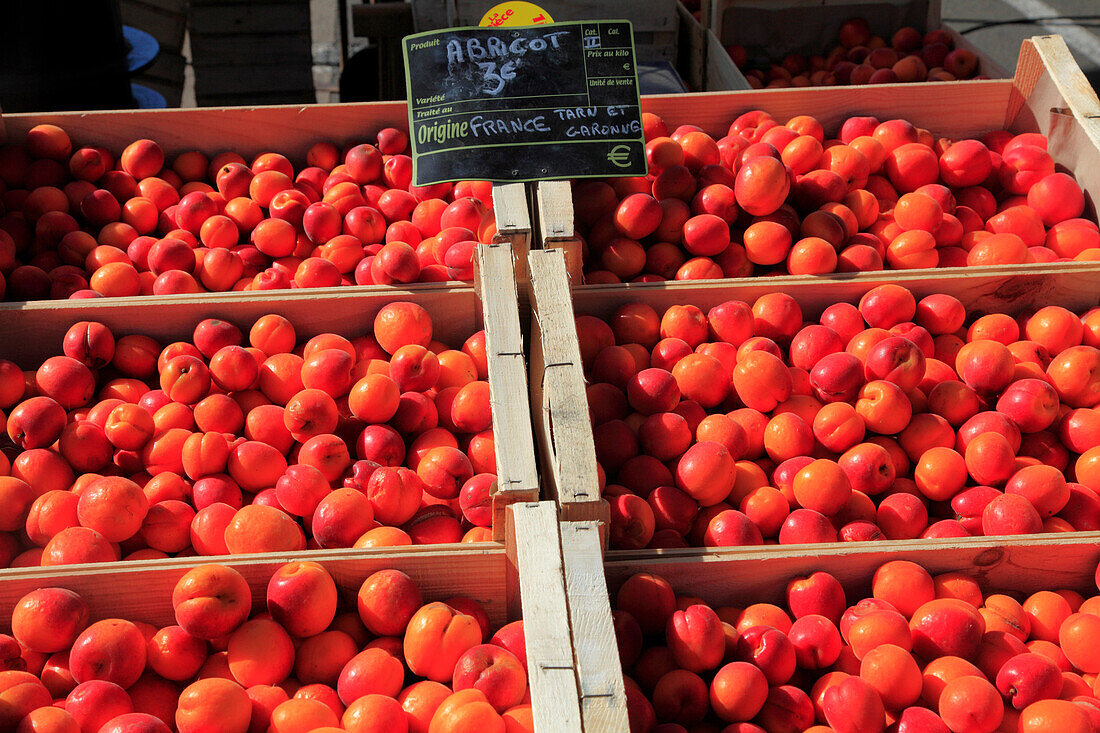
[508,502,585,732]
[526,249,605,523]
[560,520,630,732]
[475,241,542,542]
[603,533,1100,606]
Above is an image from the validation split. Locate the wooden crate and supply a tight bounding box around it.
[0,501,585,732]
[572,532,1100,728]
[528,250,1100,550]
[0,103,534,281]
[0,101,407,167]
[527,36,1100,533]
[678,2,752,92]
[0,243,537,547]
[534,35,1100,286]
[704,0,1009,83]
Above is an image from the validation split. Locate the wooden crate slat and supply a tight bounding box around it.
[536,180,575,247]
[193,64,315,96]
[527,249,605,525]
[604,533,1100,607]
[0,102,411,162]
[1008,37,1100,214]
[491,182,533,289]
[475,243,541,540]
[189,32,313,67]
[0,285,482,369]
[0,545,509,631]
[678,2,750,92]
[536,180,584,286]
[638,80,1011,140]
[635,36,679,65]
[560,521,630,732]
[569,261,1100,322]
[190,2,311,36]
[508,503,585,732]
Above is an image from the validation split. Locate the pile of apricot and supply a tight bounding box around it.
[727,18,985,88]
[576,284,1100,549]
[0,124,496,301]
[0,561,531,731]
[0,304,498,568]
[614,559,1100,732]
[570,110,1095,282]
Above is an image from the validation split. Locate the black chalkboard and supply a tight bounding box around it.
[402,21,647,186]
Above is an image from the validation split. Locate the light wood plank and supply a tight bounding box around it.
[491,182,533,290]
[536,180,575,245]
[0,102,411,163]
[508,503,585,733]
[561,522,630,733]
[0,544,509,631]
[0,285,482,368]
[475,243,541,542]
[569,261,1100,323]
[492,183,532,241]
[1008,37,1100,216]
[536,180,585,285]
[604,533,1100,608]
[526,250,606,526]
[639,81,1010,140]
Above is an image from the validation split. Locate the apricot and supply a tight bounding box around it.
[404,602,482,683]
[176,677,251,733]
[735,156,790,216]
[375,302,433,355]
[937,674,1002,732]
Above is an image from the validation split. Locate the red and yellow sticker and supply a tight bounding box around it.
[478,1,553,27]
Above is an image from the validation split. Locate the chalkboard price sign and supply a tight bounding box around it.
[402,20,647,186]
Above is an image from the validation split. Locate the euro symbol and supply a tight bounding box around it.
[607,145,631,168]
